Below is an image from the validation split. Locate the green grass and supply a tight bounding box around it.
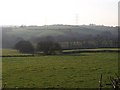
[2,49,32,56]
[2,49,21,56]
[2,52,118,88]
[0,59,1,88]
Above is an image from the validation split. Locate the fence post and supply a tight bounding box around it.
[99,74,102,90]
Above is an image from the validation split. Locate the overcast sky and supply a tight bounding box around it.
[0,0,119,26]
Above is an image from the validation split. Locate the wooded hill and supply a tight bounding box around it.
[2,24,118,49]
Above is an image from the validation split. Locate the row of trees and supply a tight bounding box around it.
[59,40,118,49]
[14,40,62,55]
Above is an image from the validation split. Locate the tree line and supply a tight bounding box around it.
[14,40,62,55]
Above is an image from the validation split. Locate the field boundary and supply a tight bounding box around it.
[1,54,34,57]
[63,49,120,54]
[1,49,119,57]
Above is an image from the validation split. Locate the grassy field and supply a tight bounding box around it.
[0,58,1,88]
[2,51,118,88]
[2,49,22,56]
[2,49,33,57]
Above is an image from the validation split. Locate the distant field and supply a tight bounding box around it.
[2,49,32,57]
[63,48,120,52]
[2,51,118,88]
[1,48,119,56]
[2,49,21,56]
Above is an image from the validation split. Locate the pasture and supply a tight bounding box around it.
[2,49,20,55]
[2,50,118,88]
[2,49,33,57]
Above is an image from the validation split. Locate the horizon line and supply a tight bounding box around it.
[0,24,118,27]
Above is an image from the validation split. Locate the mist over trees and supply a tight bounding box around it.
[2,25,118,49]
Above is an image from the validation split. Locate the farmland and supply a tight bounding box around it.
[2,49,118,88]
[2,49,32,56]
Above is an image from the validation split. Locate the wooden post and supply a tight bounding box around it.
[99,74,102,90]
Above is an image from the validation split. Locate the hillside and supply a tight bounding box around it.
[2,25,118,49]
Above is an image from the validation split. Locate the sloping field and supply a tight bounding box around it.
[2,52,118,88]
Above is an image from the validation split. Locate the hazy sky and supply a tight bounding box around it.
[0,0,119,26]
